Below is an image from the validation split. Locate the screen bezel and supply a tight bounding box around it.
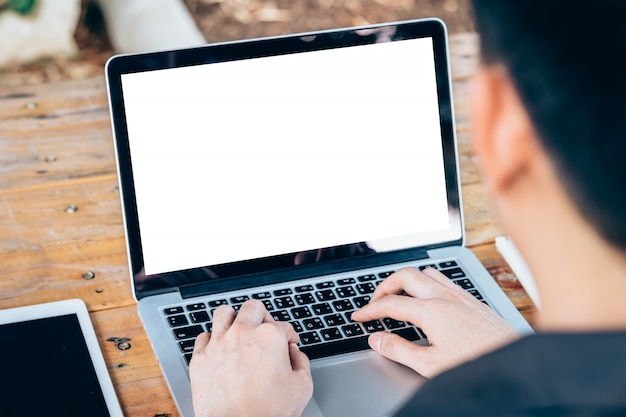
[105,19,463,300]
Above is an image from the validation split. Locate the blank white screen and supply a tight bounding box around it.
[121,37,449,275]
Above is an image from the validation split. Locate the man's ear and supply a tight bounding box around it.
[470,66,538,193]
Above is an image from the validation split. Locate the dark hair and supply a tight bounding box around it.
[470,0,626,250]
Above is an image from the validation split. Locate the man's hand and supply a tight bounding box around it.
[352,267,520,378]
[190,300,313,417]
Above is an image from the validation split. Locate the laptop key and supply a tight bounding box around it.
[252,291,271,299]
[316,281,335,289]
[299,335,371,360]
[299,331,321,345]
[418,264,439,271]
[262,299,274,311]
[184,353,193,365]
[356,283,376,294]
[363,320,385,333]
[391,327,421,341]
[272,310,291,322]
[186,303,206,311]
[357,274,377,282]
[320,328,343,341]
[439,260,458,269]
[353,295,371,308]
[190,311,210,323]
[164,306,184,315]
[312,303,333,315]
[345,311,355,323]
[295,285,314,293]
[168,314,189,327]
[383,318,406,329]
[417,327,428,339]
[230,295,249,304]
[323,314,346,327]
[179,339,195,353]
[440,267,466,279]
[291,306,312,319]
[208,299,228,308]
[342,323,364,337]
[315,289,336,301]
[205,322,213,332]
[332,299,354,312]
[337,278,356,285]
[275,296,295,309]
[274,288,293,296]
[378,271,395,279]
[336,286,357,298]
[295,293,316,305]
[303,317,324,330]
[173,325,204,340]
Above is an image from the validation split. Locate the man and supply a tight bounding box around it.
[189,1,626,415]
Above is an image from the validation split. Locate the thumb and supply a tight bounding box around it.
[368,332,427,374]
[193,332,211,354]
[289,343,313,398]
[289,343,311,372]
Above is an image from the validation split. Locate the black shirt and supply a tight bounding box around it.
[395,333,626,417]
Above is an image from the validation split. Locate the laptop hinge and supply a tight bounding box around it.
[179,248,429,299]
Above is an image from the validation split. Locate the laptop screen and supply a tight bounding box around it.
[107,20,462,297]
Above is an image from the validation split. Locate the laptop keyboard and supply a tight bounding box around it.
[162,260,489,365]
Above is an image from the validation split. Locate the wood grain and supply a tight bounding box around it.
[0,33,536,416]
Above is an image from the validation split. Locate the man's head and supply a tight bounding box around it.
[469,0,626,251]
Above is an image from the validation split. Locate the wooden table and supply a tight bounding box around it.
[0,33,536,417]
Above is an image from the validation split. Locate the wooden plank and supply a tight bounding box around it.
[0,178,135,311]
[0,118,117,191]
[92,305,181,417]
[0,75,109,122]
[0,235,133,311]
[462,182,502,247]
[0,176,123,250]
[471,242,537,326]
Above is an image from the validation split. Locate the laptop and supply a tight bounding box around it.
[0,299,124,417]
[105,18,532,417]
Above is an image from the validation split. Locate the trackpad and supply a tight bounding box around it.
[309,352,425,417]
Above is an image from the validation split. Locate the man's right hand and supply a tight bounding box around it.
[352,267,520,378]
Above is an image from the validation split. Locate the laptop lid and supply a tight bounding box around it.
[106,18,463,301]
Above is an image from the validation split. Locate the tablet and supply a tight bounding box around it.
[0,299,124,417]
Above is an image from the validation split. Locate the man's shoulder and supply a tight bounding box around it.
[394,332,626,417]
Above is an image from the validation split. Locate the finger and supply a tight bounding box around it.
[421,268,485,303]
[367,332,429,374]
[192,331,211,355]
[211,304,237,335]
[370,267,415,301]
[352,294,428,325]
[235,299,273,325]
[275,321,300,345]
[421,267,461,289]
[372,267,441,302]
[289,343,311,373]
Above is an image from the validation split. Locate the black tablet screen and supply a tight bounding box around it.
[0,314,111,417]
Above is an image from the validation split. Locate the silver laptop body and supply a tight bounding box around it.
[106,18,532,417]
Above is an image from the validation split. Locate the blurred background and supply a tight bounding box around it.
[0,0,474,88]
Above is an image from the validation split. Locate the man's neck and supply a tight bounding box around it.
[505,174,626,332]
[527,218,626,332]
